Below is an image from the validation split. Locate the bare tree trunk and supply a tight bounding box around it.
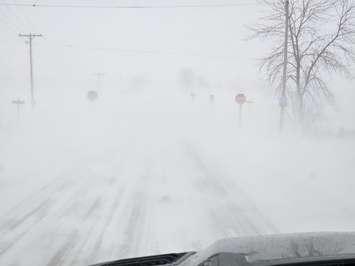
[299,92,304,125]
[296,62,303,123]
[250,0,355,129]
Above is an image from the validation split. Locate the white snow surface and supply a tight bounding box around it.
[0,89,355,265]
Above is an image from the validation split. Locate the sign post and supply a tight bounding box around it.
[209,94,215,103]
[235,93,247,128]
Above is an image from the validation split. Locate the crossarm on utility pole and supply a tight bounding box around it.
[12,99,25,121]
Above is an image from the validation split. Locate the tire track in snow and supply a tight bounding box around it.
[183,143,278,237]
[0,180,66,234]
[62,198,104,266]
[0,176,96,262]
[83,197,103,221]
[66,185,125,265]
[0,179,82,258]
[114,171,152,259]
[87,185,126,264]
[45,175,117,265]
[0,199,54,256]
[45,231,79,266]
[0,158,99,226]
[55,157,126,266]
[0,150,125,265]
[44,193,103,265]
[117,192,147,258]
[0,181,87,263]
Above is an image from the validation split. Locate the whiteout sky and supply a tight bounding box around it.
[0,1,355,265]
[0,0,353,127]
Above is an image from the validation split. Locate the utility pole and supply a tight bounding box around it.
[279,0,289,131]
[19,33,43,108]
[12,98,25,121]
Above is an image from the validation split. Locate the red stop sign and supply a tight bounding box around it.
[235,93,246,104]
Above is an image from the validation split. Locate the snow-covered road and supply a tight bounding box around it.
[0,141,276,265]
[1,92,354,266]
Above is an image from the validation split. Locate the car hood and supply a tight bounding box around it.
[180,232,355,266]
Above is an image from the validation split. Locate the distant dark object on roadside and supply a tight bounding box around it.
[235,93,246,105]
[209,94,215,103]
[310,127,355,139]
[87,90,98,102]
[337,127,355,139]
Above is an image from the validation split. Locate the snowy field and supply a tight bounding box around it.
[0,90,355,265]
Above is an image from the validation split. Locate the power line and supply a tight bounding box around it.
[0,4,29,33]
[0,6,23,33]
[12,1,37,30]
[0,1,256,9]
[8,0,30,30]
[0,1,36,34]
[43,39,244,61]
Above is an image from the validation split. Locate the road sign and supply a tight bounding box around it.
[235,93,246,105]
[87,90,98,101]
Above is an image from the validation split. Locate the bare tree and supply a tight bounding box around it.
[251,0,355,124]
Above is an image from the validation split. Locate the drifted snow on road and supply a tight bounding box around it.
[0,142,276,265]
[0,90,354,265]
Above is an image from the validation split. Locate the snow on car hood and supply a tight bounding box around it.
[181,232,355,266]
